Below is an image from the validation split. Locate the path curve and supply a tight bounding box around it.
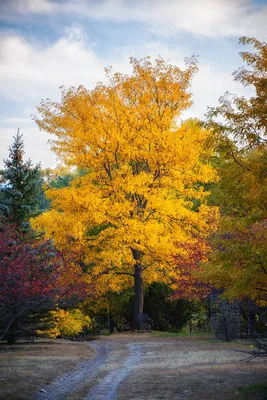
[36,334,267,400]
[35,342,109,400]
[84,343,142,400]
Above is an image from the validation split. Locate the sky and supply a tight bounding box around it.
[0,0,266,169]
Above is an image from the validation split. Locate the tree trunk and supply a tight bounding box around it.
[133,264,144,329]
[0,315,16,343]
[7,318,17,344]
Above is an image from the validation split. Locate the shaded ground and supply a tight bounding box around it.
[1,334,267,399]
[0,339,94,400]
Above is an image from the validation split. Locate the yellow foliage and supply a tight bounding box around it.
[38,309,91,338]
[32,57,219,294]
[201,147,267,305]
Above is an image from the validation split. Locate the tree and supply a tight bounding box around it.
[37,308,92,338]
[206,37,267,155]
[32,57,218,325]
[202,148,267,305]
[201,37,267,305]
[0,219,87,343]
[144,282,195,332]
[0,130,46,225]
[42,165,76,189]
[172,238,212,301]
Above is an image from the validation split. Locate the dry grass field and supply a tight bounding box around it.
[0,339,94,400]
[0,335,267,400]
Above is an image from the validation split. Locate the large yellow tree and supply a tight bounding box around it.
[32,57,218,321]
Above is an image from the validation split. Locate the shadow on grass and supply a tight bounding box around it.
[237,383,267,400]
[0,337,99,352]
[151,331,212,339]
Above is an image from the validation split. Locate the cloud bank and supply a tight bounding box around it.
[0,0,258,167]
[2,0,267,38]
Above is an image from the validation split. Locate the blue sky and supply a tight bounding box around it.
[0,0,266,168]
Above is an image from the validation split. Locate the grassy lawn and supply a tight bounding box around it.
[0,339,94,400]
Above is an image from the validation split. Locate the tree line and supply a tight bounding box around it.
[1,36,266,342]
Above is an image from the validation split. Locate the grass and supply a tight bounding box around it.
[0,338,94,400]
[237,383,267,400]
[151,330,212,338]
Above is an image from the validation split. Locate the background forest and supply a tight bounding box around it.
[0,36,266,343]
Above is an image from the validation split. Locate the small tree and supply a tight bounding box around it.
[0,130,45,225]
[0,220,87,343]
[38,309,91,338]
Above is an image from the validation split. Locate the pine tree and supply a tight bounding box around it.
[0,130,45,225]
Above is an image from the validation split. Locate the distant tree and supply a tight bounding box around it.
[42,165,75,188]
[37,308,92,338]
[0,130,46,225]
[202,149,267,305]
[201,37,267,305]
[144,282,195,332]
[83,288,134,332]
[172,238,212,301]
[206,37,267,156]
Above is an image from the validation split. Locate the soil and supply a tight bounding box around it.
[34,333,267,400]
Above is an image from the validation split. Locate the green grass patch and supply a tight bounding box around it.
[237,383,267,400]
[151,330,211,338]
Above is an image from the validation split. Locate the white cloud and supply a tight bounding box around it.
[0,24,109,167]
[0,23,251,168]
[185,63,253,120]
[2,0,267,38]
[0,24,247,113]
[0,0,55,17]
[0,25,109,101]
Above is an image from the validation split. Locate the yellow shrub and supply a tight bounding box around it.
[38,309,91,338]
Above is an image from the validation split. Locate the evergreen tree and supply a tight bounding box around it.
[0,130,46,225]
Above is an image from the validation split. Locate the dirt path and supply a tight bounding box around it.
[36,334,267,400]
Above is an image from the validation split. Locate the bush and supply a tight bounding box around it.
[37,309,91,338]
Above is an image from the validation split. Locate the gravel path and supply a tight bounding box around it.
[36,334,267,400]
[35,343,109,400]
[84,344,142,400]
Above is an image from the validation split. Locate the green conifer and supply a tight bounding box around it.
[0,129,46,225]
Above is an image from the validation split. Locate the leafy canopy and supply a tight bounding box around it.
[38,309,91,338]
[32,57,218,293]
[206,37,267,154]
[202,37,267,305]
[203,147,267,305]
